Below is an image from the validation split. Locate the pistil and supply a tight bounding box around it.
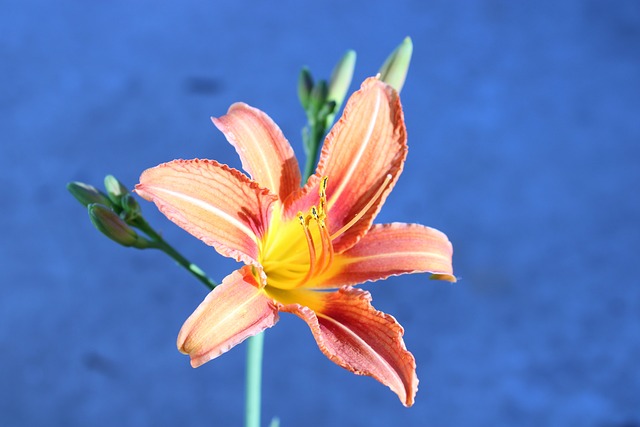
[297,211,317,283]
[329,173,392,240]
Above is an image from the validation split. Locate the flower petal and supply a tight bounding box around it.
[212,103,301,202]
[178,266,279,367]
[136,159,276,266]
[285,77,407,253]
[276,286,418,406]
[313,223,456,288]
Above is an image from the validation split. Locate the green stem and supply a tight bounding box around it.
[133,217,217,290]
[302,122,325,180]
[245,332,265,427]
[243,78,333,427]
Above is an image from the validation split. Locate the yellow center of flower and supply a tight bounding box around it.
[260,174,392,290]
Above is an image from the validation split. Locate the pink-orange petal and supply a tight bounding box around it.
[136,159,276,267]
[212,103,301,202]
[177,266,279,367]
[285,77,407,253]
[279,286,418,406]
[313,223,456,288]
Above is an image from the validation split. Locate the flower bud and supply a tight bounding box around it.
[104,175,129,206]
[88,203,141,247]
[120,193,141,221]
[309,80,328,117]
[378,37,413,93]
[298,67,314,110]
[318,100,336,121]
[327,50,356,111]
[67,182,113,207]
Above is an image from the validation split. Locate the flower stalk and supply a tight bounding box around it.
[67,178,217,291]
[299,50,356,179]
[245,331,265,427]
[246,68,332,425]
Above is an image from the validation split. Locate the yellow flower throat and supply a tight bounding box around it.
[260,174,392,290]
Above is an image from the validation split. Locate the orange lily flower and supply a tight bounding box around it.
[135,77,455,406]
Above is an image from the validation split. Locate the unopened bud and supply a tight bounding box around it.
[104,175,129,206]
[309,80,329,117]
[120,193,141,221]
[88,203,141,247]
[298,67,314,110]
[67,182,113,207]
[327,50,356,111]
[378,37,413,93]
[318,100,336,121]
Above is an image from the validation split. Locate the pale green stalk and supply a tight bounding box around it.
[245,331,265,427]
[133,217,217,290]
[245,97,329,426]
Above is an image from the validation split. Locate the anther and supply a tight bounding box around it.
[293,176,338,284]
[319,176,329,218]
[320,176,329,197]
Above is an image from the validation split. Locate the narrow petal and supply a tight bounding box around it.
[178,266,279,367]
[276,286,418,406]
[285,77,407,253]
[136,159,276,266]
[312,223,456,288]
[212,103,301,201]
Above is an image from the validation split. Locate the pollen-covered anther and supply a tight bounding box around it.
[294,177,337,284]
[318,176,329,219]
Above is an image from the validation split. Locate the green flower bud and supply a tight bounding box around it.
[120,193,141,221]
[67,182,113,207]
[327,50,356,111]
[88,203,143,247]
[104,175,129,206]
[298,67,314,110]
[318,100,337,121]
[378,37,413,93]
[309,80,329,117]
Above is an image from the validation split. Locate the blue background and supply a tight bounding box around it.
[2,1,639,426]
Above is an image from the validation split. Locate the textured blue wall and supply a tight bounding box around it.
[2,1,639,426]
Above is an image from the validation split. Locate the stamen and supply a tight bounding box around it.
[318,176,328,218]
[316,219,334,275]
[317,176,334,273]
[330,173,393,240]
[309,205,330,275]
[287,177,338,286]
[297,211,317,284]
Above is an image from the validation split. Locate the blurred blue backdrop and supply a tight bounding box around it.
[2,1,639,426]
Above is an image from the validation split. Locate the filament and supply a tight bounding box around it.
[298,212,316,277]
[330,173,392,240]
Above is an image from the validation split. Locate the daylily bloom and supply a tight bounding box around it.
[135,77,455,406]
